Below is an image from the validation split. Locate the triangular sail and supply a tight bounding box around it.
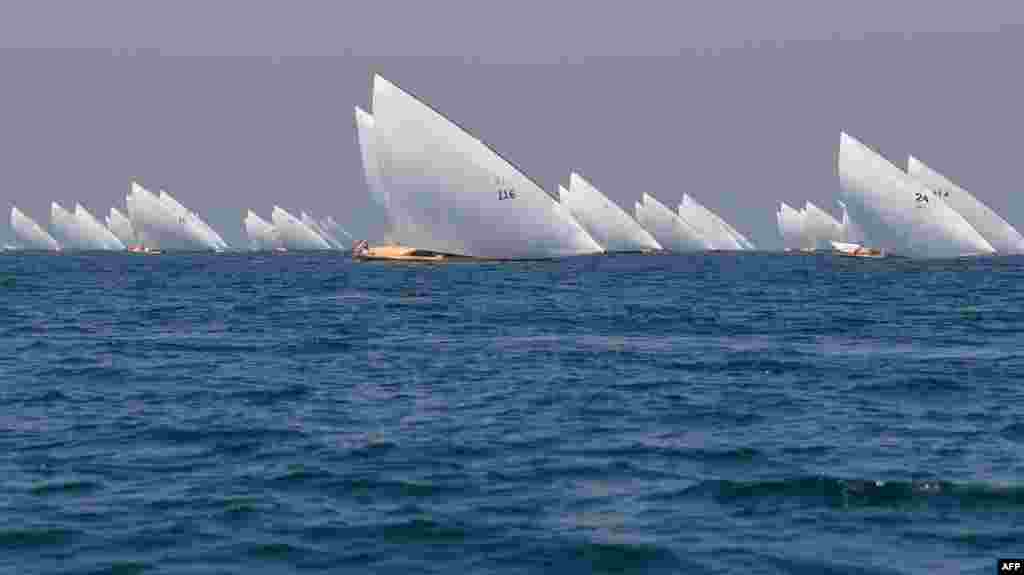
[802,201,843,249]
[906,156,1024,254]
[50,202,112,250]
[10,206,60,250]
[106,207,137,246]
[561,173,661,252]
[777,202,806,250]
[678,194,743,250]
[837,132,993,258]
[635,193,709,252]
[244,210,281,250]
[272,206,331,250]
[370,75,601,258]
[75,204,125,250]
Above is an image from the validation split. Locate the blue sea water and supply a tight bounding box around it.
[1,252,1022,575]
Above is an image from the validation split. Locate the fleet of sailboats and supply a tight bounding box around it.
[4,76,1020,261]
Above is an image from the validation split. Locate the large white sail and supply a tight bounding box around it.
[50,202,110,250]
[244,210,281,250]
[560,173,661,252]
[803,201,843,249]
[75,204,125,250]
[777,202,806,250]
[678,194,743,250]
[271,206,331,250]
[837,132,993,258]
[906,156,1024,254]
[635,193,709,252]
[10,206,60,251]
[354,107,392,244]
[106,207,137,247]
[370,75,601,258]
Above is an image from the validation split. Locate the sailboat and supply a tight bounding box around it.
[837,132,993,258]
[677,194,743,250]
[906,156,1024,254]
[271,206,331,250]
[50,202,115,250]
[559,173,661,253]
[802,201,843,250]
[777,202,807,251]
[365,74,601,260]
[75,204,125,250]
[10,207,60,251]
[634,193,710,252]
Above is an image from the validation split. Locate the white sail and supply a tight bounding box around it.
[106,207,137,247]
[906,156,1024,254]
[561,173,661,252]
[50,202,110,250]
[677,194,743,250]
[75,204,125,250]
[126,182,202,250]
[10,206,60,251]
[802,201,843,249]
[370,75,601,258]
[354,107,392,244]
[837,132,993,258]
[635,193,710,252]
[320,216,353,249]
[244,210,281,250]
[272,206,331,250]
[837,199,865,244]
[301,212,343,250]
[701,205,756,250]
[158,190,220,250]
[777,202,806,250]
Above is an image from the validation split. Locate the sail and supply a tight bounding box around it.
[635,193,709,252]
[700,204,756,250]
[158,190,221,250]
[837,199,865,244]
[320,216,353,249]
[10,206,60,250]
[272,206,331,250]
[301,212,343,250]
[803,201,843,249]
[244,210,281,250]
[75,204,125,250]
[678,194,743,250]
[777,202,806,250]
[106,207,137,246]
[560,173,661,252]
[50,202,110,250]
[370,75,601,258]
[126,182,204,250]
[906,156,1024,254]
[354,107,392,244]
[837,132,993,258]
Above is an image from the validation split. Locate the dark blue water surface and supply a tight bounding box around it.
[2,252,1022,574]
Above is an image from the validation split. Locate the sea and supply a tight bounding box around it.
[1,252,1022,575]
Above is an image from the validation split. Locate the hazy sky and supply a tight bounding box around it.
[2,1,1023,247]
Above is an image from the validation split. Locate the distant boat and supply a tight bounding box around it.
[301,212,345,250]
[10,206,60,251]
[75,204,125,250]
[837,132,993,258]
[802,201,843,250]
[559,173,661,253]
[777,202,807,251]
[126,182,209,251]
[634,193,710,252]
[320,216,354,249]
[271,206,331,250]
[677,194,743,250]
[368,75,601,259]
[50,201,116,250]
[106,207,137,247]
[906,156,1024,254]
[837,199,865,244]
[244,210,282,251]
